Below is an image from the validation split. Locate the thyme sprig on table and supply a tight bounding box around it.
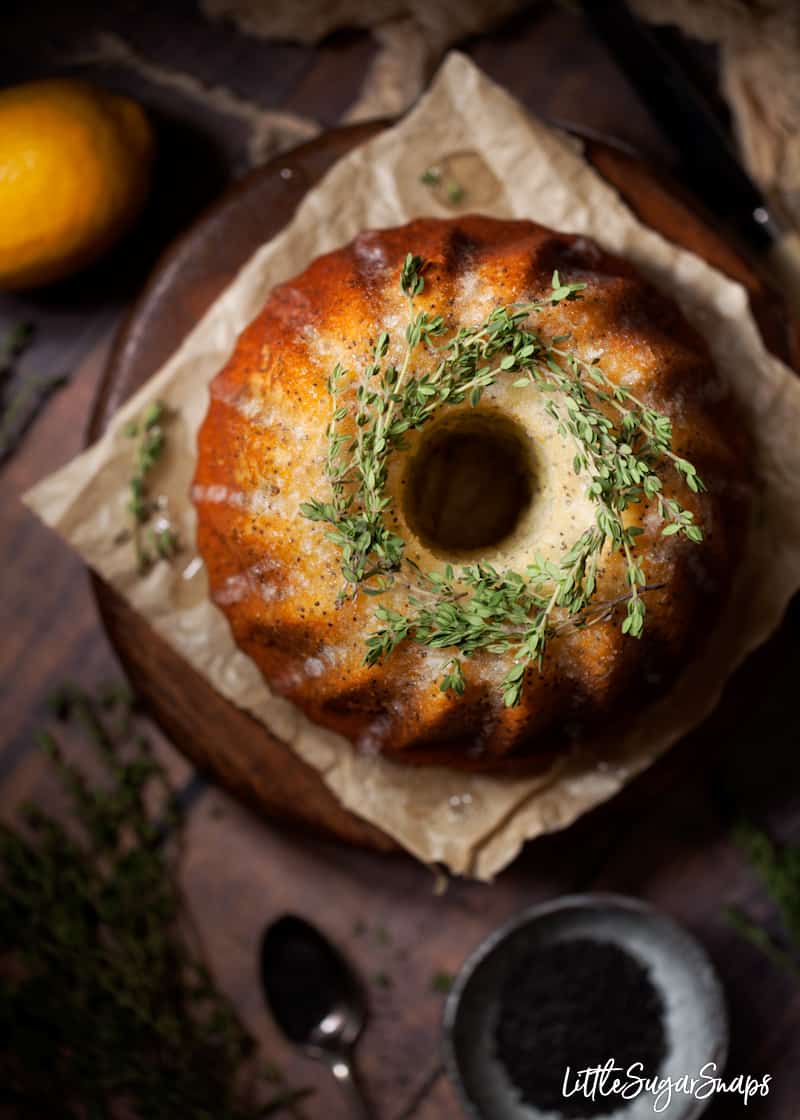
[0,321,68,465]
[0,684,308,1118]
[300,254,705,708]
[727,822,800,981]
[124,399,179,573]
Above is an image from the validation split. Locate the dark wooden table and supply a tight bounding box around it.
[2,4,799,1118]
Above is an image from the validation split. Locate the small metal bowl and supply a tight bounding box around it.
[442,894,728,1120]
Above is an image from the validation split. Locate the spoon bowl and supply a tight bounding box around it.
[261,914,372,1118]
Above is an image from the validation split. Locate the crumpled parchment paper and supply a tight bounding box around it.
[25,54,800,879]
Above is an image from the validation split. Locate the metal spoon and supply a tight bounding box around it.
[261,913,373,1118]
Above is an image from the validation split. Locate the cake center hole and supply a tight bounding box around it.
[403,411,535,554]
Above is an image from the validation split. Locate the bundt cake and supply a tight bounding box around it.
[193,217,749,773]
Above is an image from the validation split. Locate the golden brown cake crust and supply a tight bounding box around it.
[193,216,751,773]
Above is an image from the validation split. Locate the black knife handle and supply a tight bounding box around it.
[580,0,776,248]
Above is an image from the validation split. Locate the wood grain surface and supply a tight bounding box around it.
[2,5,799,1118]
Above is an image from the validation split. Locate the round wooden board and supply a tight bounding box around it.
[89,121,797,854]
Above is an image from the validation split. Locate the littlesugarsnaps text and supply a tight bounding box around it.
[562,1060,771,1113]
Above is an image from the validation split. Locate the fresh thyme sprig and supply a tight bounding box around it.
[301,255,705,707]
[0,321,68,465]
[726,821,800,981]
[0,321,33,381]
[0,684,309,1118]
[123,399,179,574]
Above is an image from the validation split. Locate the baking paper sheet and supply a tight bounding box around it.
[25,54,800,879]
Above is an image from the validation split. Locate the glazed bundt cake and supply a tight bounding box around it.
[193,217,749,772]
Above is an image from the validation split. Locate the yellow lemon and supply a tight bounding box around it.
[0,79,154,290]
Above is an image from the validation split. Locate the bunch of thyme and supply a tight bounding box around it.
[0,685,308,1119]
[123,399,179,573]
[727,822,800,981]
[301,254,705,707]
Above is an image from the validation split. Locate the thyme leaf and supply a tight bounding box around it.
[430,970,454,994]
[419,166,467,204]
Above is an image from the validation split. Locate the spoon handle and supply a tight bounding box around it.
[328,1054,373,1119]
